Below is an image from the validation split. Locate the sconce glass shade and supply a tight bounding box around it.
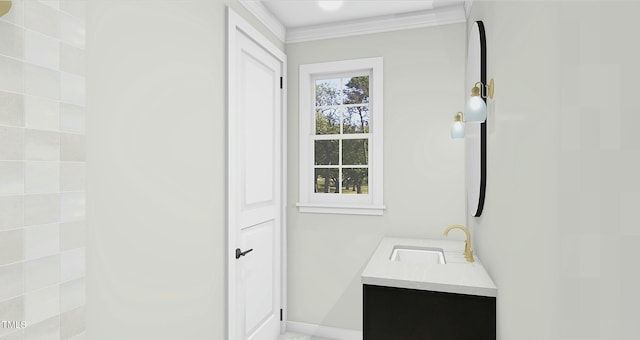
[465,95,487,123]
[450,121,465,139]
[450,112,465,139]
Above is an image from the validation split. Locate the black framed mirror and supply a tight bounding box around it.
[465,21,487,217]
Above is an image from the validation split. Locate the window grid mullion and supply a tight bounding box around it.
[313,134,371,141]
[339,77,344,135]
[316,103,369,110]
[339,77,344,105]
[338,139,343,194]
[315,165,368,169]
[338,76,344,195]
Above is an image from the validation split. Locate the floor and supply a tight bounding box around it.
[279,332,335,340]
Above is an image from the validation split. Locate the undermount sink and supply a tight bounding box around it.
[390,246,446,265]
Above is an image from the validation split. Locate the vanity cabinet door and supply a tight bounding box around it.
[363,284,496,340]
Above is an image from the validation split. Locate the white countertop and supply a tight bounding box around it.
[361,237,497,297]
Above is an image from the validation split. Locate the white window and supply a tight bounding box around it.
[297,57,384,215]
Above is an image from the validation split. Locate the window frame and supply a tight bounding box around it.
[297,57,385,215]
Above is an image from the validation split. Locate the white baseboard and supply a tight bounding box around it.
[286,321,362,340]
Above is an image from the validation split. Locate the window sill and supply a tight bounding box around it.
[296,203,386,216]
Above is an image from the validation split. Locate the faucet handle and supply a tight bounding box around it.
[464,240,474,262]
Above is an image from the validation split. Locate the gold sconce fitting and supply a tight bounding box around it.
[471,79,495,99]
[470,86,480,97]
[488,78,495,98]
[0,1,12,17]
[454,112,464,122]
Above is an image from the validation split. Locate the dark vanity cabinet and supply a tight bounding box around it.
[363,284,496,340]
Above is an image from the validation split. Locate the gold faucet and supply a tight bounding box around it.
[443,224,474,262]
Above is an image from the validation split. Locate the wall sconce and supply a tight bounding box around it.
[450,112,465,139]
[465,79,494,123]
[450,79,495,139]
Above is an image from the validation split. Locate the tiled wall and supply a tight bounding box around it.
[0,1,86,339]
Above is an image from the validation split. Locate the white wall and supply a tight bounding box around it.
[86,1,282,339]
[286,24,467,331]
[468,2,640,339]
[0,1,87,339]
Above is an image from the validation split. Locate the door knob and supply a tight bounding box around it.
[235,248,254,259]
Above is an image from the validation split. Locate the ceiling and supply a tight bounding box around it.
[240,0,470,43]
[261,0,465,28]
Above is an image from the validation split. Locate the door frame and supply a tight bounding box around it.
[227,7,288,339]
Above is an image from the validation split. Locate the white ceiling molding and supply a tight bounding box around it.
[286,4,467,44]
[239,1,466,45]
[238,1,286,43]
[464,0,474,18]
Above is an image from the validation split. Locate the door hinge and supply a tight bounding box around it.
[280,309,283,321]
[280,77,283,89]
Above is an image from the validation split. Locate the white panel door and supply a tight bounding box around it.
[229,11,284,340]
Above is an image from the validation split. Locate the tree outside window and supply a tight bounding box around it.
[314,76,370,195]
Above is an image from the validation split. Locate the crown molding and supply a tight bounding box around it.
[239,1,467,45]
[464,0,474,18]
[238,0,286,43]
[286,4,467,44]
